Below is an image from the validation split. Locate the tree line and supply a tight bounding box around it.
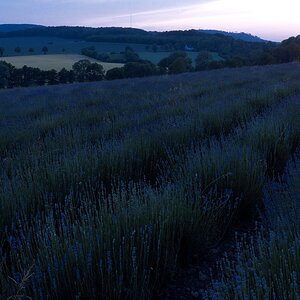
[0,46,49,57]
[0,60,105,88]
[0,51,214,89]
[1,36,299,89]
[0,58,160,89]
[193,36,300,70]
[81,46,141,63]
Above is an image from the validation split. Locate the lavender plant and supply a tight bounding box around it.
[1,63,300,299]
[202,156,300,300]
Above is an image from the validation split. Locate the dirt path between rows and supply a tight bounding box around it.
[156,218,259,300]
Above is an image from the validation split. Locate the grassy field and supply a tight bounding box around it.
[0,64,300,299]
[138,51,222,64]
[1,54,124,71]
[0,36,217,65]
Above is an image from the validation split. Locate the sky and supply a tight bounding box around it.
[1,0,299,41]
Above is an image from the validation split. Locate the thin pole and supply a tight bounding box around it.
[130,0,133,27]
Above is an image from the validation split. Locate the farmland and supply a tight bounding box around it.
[0,36,208,65]
[1,54,124,71]
[0,63,300,299]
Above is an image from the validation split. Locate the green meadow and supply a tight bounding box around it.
[0,63,300,299]
[2,54,124,71]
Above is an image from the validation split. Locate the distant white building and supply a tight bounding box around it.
[185,45,195,51]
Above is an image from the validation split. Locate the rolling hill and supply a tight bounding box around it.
[199,29,268,42]
[0,24,44,32]
[0,25,276,59]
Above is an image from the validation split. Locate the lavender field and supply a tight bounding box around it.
[0,63,300,299]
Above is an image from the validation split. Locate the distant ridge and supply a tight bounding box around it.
[0,25,268,43]
[0,24,44,32]
[199,29,268,43]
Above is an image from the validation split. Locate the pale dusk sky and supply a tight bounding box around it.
[1,0,299,41]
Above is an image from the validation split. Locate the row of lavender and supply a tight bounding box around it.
[202,155,300,299]
[1,64,300,298]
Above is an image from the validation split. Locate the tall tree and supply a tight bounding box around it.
[14,47,21,54]
[72,59,91,82]
[106,67,125,80]
[42,46,49,55]
[158,52,193,74]
[123,61,157,78]
[195,51,213,70]
[81,46,98,59]
[169,57,193,74]
[86,63,105,81]
[124,46,140,62]
[46,69,59,85]
[0,61,10,88]
[58,68,70,84]
[0,47,4,57]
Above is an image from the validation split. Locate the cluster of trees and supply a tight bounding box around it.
[0,59,105,88]
[106,51,217,79]
[105,51,251,79]
[106,61,157,80]
[105,52,203,80]
[0,62,62,88]
[194,36,300,71]
[158,52,193,74]
[194,51,252,71]
[258,36,300,65]
[81,46,141,63]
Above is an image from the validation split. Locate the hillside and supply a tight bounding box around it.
[0,25,277,59]
[0,24,44,32]
[0,63,300,299]
[199,29,267,42]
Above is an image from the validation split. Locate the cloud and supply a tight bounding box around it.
[83,1,247,30]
